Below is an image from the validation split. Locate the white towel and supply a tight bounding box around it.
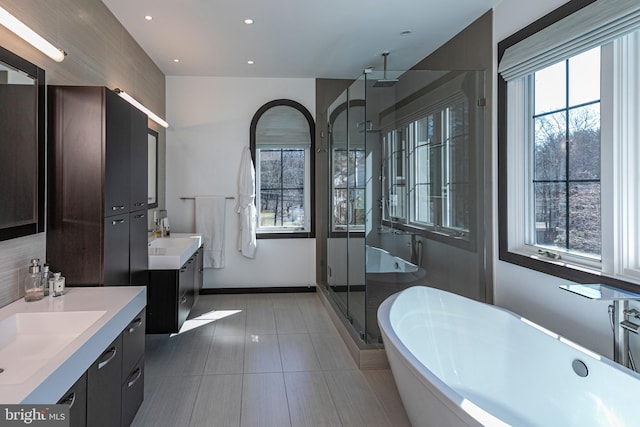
[195,196,227,268]
[236,147,257,258]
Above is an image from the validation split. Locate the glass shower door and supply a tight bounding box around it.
[326,78,367,337]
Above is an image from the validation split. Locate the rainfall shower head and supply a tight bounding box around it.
[373,52,398,88]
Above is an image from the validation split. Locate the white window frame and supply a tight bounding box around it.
[409,95,470,235]
[505,31,640,284]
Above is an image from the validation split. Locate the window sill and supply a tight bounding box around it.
[257,231,315,239]
[499,248,640,294]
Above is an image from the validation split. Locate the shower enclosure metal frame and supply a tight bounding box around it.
[323,68,487,347]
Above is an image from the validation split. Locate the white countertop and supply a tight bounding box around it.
[0,286,146,404]
[148,234,202,270]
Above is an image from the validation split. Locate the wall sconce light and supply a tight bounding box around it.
[114,89,169,128]
[0,6,65,62]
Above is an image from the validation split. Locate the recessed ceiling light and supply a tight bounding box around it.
[145,15,153,21]
[173,59,180,63]
[244,19,254,25]
[247,60,254,65]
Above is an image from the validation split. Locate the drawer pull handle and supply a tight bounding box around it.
[134,202,146,207]
[128,318,143,333]
[134,214,146,219]
[97,346,117,369]
[127,368,142,388]
[111,205,125,211]
[112,219,125,225]
[60,391,76,408]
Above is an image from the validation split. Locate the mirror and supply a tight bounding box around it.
[148,129,158,209]
[0,45,45,241]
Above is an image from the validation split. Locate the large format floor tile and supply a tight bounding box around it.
[134,291,409,427]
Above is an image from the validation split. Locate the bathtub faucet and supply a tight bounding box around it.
[560,283,640,370]
[411,234,423,267]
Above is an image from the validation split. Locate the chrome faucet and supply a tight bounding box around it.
[560,283,640,370]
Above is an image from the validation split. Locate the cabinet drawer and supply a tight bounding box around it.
[122,308,145,378]
[121,357,144,427]
[87,335,122,427]
[58,372,87,427]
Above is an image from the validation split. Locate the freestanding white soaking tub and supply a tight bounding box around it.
[378,286,640,427]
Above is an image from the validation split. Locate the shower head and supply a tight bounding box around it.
[373,52,398,88]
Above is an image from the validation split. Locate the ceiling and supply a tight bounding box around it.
[102,0,501,79]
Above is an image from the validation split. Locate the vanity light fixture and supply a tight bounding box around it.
[145,15,153,21]
[244,19,254,25]
[114,88,169,128]
[0,6,65,62]
[173,59,180,63]
[247,60,254,65]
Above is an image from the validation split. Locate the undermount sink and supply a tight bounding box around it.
[0,311,106,385]
[148,235,201,269]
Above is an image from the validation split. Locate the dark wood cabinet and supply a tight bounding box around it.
[104,91,131,217]
[193,247,203,305]
[129,107,148,212]
[56,309,145,427]
[147,249,203,333]
[103,214,130,287]
[47,86,148,286]
[129,212,149,286]
[58,372,87,427]
[121,358,144,427]
[121,310,145,427]
[82,309,145,427]
[122,309,145,377]
[87,335,123,427]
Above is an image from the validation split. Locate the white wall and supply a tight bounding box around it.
[166,77,316,289]
[492,0,639,359]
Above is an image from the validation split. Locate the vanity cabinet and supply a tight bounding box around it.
[58,373,87,427]
[147,249,203,333]
[121,310,145,427]
[61,308,145,427]
[47,86,148,286]
[87,335,123,427]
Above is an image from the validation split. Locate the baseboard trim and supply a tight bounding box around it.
[199,286,316,295]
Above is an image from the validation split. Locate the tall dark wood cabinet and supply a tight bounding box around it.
[47,86,148,286]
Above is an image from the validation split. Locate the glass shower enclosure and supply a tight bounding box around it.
[324,68,487,346]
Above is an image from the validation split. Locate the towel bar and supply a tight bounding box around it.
[180,196,235,200]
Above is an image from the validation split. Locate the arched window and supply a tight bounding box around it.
[250,99,315,237]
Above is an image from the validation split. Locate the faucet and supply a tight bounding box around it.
[410,234,423,267]
[560,283,640,370]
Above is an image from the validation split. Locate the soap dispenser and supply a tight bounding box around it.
[49,272,66,297]
[41,263,51,296]
[24,258,44,301]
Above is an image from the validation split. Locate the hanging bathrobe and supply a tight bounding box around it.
[236,146,257,258]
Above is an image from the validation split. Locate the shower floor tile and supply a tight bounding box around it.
[133,291,409,427]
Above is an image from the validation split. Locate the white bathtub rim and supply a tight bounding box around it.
[377,285,640,427]
[378,290,507,426]
[379,311,487,427]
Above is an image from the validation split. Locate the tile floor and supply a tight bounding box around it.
[132,292,411,427]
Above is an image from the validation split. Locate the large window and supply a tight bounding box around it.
[532,47,601,259]
[250,100,315,237]
[382,96,470,238]
[498,0,640,289]
[332,147,365,231]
